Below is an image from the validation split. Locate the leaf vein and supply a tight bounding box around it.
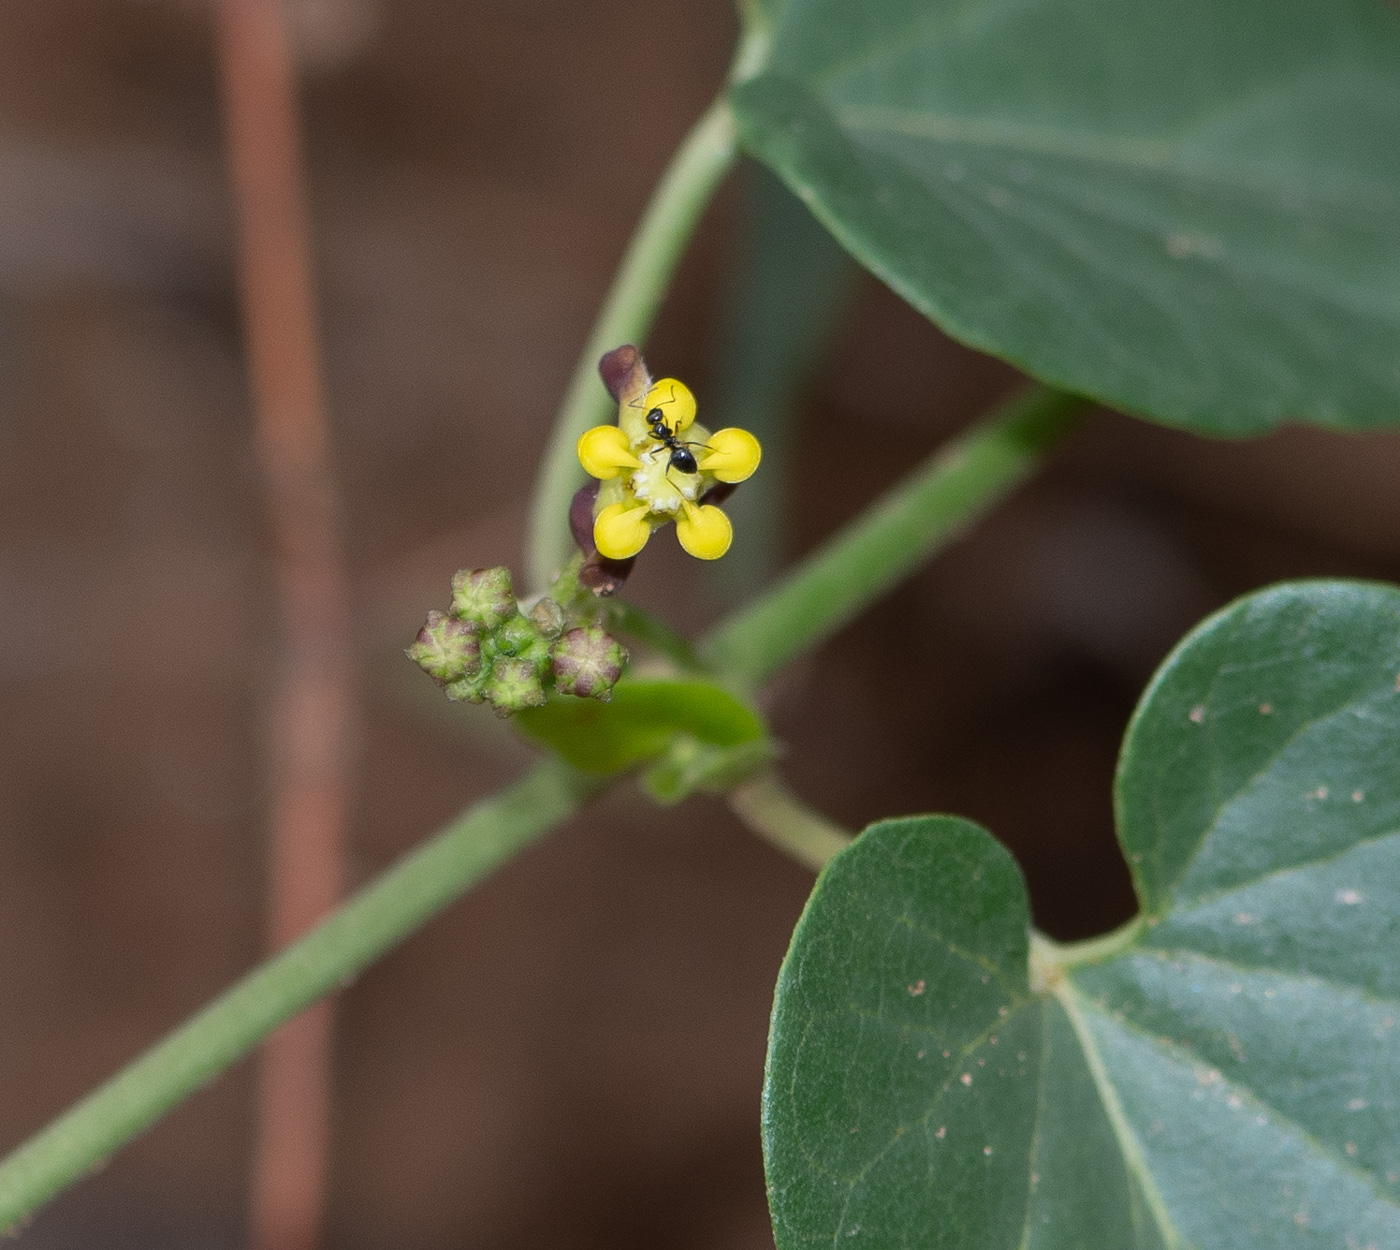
[1132,943,1400,1014]
[1072,992,1400,1212]
[1053,982,1191,1250]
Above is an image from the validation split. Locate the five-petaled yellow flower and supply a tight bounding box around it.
[577,374,761,561]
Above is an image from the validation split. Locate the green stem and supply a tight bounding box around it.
[1032,914,1147,977]
[700,386,1087,687]
[0,760,597,1233]
[525,95,739,592]
[728,772,852,872]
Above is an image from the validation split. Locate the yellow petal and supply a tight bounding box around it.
[675,501,732,560]
[594,502,653,559]
[697,427,761,483]
[641,378,696,433]
[577,425,641,479]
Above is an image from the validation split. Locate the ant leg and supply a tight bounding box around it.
[630,381,677,412]
[664,463,697,489]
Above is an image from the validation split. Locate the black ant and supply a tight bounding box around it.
[645,405,703,477]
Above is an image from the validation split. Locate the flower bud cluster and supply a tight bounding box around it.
[406,566,627,715]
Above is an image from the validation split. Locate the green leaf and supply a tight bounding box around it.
[513,677,766,774]
[764,580,1400,1248]
[732,0,1400,434]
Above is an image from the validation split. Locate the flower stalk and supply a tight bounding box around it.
[525,97,740,592]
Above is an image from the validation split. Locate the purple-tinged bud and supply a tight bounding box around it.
[406,610,481,685]
[450,567,515,629]
[529,597,567,639]
[598,344,650,405]
[552,626,627,700]
[571,481,634,596]
[487,656,547,714]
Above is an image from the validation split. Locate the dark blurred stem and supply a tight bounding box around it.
[525,95,739,593]
[728,772,851,871]
[214,5,356,1250]
[700,386,1088,688]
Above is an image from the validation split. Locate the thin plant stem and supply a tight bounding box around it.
[728,772,851,871]
[214,3,355,1248]
[525,95,739,592]
[1031,915,1146,979]
[0,762,597,1234]
[700,386,1088,687]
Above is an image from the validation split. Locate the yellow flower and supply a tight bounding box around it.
[577,368,761,561]
[593,501,653,559]
[676,501,732,560]
[577,425,640,478]
[698,427,761,483]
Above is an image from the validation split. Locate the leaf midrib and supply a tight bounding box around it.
[1052,980,1190,1250]
[1152,610,1392,913]
[1131,942,1400,1018]
[835,105,1400,215]
[1165,824,1400,916]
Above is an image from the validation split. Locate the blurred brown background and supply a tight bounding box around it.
[1,1,1398,1247]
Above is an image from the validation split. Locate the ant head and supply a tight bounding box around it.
[641,378,696,435]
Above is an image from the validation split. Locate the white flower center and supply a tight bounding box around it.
[629,441,703,513]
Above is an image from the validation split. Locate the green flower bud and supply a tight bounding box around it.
[450,567,515,630]
[493,612,555,683]
[443,671,489,704]
[529,596,567,639]
[488,656,547,714]
[495,612,538,657]
[551,626,627,700]
[406,610,481,685]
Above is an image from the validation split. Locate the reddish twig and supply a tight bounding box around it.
[214,4,357,1250]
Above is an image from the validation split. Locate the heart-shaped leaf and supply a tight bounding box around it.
[732,0,1400,434]
[764,581,1400,1248]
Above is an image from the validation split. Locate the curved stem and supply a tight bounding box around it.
[525,95,739,592]
[728,772,852,871]
[1032,914,1147,976]
[0,761,598,1233]
[700,386,1087,688]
